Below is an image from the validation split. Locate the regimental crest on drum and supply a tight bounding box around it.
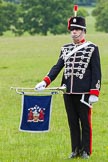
[27,105,45,123]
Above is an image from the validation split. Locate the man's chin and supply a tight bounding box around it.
[72,35,78,38]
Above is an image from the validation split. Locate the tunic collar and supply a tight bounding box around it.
[73,38,86,46]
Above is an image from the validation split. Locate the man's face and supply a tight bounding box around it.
[70,27,85,43]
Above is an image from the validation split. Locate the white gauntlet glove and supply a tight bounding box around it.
[89,95,98,104]
[35,81,47,91]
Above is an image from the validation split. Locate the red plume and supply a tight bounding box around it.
[74,5,78,11]
[74,5,78,17]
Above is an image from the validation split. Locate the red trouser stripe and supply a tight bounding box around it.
[88,108,92,154]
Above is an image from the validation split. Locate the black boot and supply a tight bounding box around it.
[68,150,79,159]
[81,151,90,159]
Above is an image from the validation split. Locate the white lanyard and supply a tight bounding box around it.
[65,41,91,61]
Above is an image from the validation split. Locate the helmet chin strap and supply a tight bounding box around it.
[72,29,84,39]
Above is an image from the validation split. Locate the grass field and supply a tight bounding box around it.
[0,14,108,162]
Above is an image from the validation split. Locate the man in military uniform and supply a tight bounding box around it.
[35,11,101,159]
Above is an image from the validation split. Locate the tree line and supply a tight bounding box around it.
[0,0,107,36]
[4,0,97,5]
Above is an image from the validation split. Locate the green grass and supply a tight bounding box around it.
[0,14,108,162]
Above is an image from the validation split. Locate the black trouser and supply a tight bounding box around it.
[63,94,92,155]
